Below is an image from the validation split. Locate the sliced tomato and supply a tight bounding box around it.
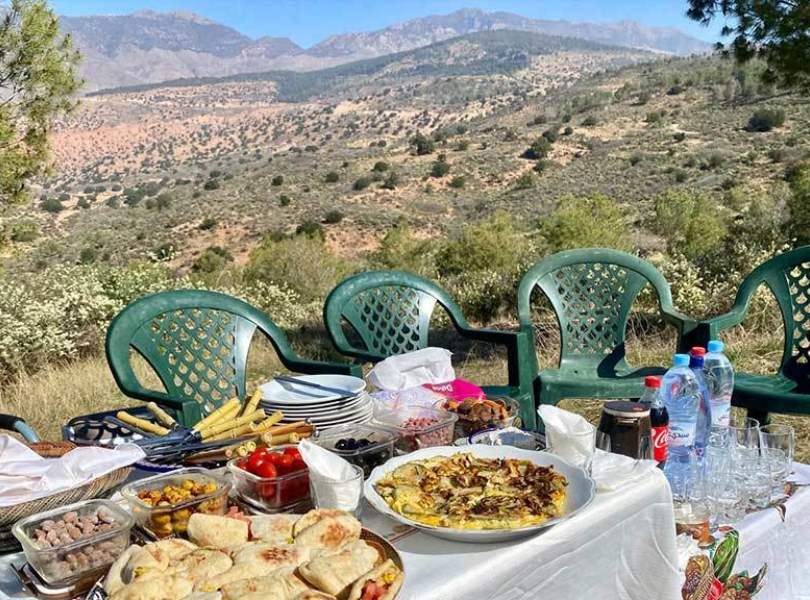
[361,581,380,600]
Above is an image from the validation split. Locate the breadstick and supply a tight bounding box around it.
[263,431,312,446]
[262,420,310,436]
[241,389,263,417]
[194,398,240,432]
[201,408,266,440]
[207,421,261,441]
[116,411,169,436]
[146,402,176,428]
[249,411,284,433]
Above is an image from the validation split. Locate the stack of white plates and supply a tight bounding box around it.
[260,374,372,429]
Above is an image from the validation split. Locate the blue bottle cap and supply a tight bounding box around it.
[707,340,724,353]
[672,354,690,367]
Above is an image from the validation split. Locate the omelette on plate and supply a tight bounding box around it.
[373,452,568,530]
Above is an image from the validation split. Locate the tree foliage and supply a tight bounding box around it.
[686,0,810,90]
[540,194,634,252]
[0,0,81,203]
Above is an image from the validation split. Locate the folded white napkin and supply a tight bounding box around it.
[367,347,455,391]
[590,449,659,492]
[298,439,360,511]
[0,435,145,508]
[538,405,596,464]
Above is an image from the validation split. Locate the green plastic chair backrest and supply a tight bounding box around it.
[733,246,810,385]
[518,249,675,368]
[324,271,469,361]
[106,290,296,417]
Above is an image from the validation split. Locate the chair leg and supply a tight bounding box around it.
[747,409,770,426]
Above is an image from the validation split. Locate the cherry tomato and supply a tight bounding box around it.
[253,447,273,457]
[265,452,284,466]
[282,447,302,460]
[291,457,307,472]
[276,454,294,474]
[245,453,267,475]
[253,461,278,479]
[257,481,276,501]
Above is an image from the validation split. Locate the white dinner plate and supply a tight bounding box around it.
[280,404,373,425]
[260,375,366,405]
[364,445,596,543]
[264,393,369,416]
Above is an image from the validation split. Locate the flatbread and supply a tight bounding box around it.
[219,569,309,600]
[347,560,403,600]
[292,510,349,537]
[298,540,379,596]
[110,574,194,600]
[169,549,232,584]
[293,514,361,553]
[196,544,309,592]
[250,514,298,544]
[180,593,221,600]
[188,514,249,550]
[104,546,142,595]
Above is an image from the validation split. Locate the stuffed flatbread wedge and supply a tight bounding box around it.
[169,549,232,584]
[250,515,298,545]
[196,544,309,591]
[293,512,361,553]
[347,560,403,600]
[188,514,249,550]
[109,574,194,600]
[219,568,309,600]
[298,540,379,596]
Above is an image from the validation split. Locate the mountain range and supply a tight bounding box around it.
[60,8,713,91]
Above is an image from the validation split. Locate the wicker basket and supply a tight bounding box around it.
[0,442,132,532]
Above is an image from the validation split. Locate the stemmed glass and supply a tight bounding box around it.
[759,424,795,497]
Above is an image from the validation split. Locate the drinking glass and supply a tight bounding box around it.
[736,447,772,510]
[309,464,364,517]
[706,451,744,527]
[549,427,597,474]
[728,416,760,449]
[760,424,794,496]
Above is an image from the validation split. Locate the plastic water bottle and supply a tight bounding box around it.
[639,376,668,466]
[688,347,712,460]
[661,354,701,496]
[704,340,734,428]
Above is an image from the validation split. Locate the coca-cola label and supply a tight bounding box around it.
[652,425,668,463]
[668,423,695,448]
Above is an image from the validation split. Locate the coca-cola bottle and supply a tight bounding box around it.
[639,375,669,467]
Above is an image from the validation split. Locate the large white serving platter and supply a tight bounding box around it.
[260,375,366,405]
[364,445,596,543]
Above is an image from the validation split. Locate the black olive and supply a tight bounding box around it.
[335,439,349,451]
[357,438,371,448]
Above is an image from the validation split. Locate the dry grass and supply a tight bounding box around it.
[2,327,809,462]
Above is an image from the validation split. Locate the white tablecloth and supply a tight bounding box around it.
[733,463,810,600]
[364,468,682,600]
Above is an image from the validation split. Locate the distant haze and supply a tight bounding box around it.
[59,8,713,91]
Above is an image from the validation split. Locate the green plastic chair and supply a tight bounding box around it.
[695,246,810,423]
[518,249,698,409]
[323,271,538,429]
[106,290,362,427]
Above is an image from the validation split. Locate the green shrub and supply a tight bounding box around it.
[203,179,219,191]
[372,161,389,172]
[373,222,438,275]
[652,190,727,259]
[540,194,633,252]
[449,175,465,189]
[79,247,97,265]
[10,222,38,242]
[410,132,435,155]
[514,172,535,189]
[41,196,63,213]
[353,176,372,190]
[279,194,291,207]
[324,210,344,224]
[198,217,218,230]
[77,197,91,209]
[788,161,810,244]
[324,171,340,183]
[295,220,325,240]
[244,234,354,300]
[747,108,785,132]
[522,137,551,160]
[436,212,538,277]
[430,157,450,178]
[193,246,232,273]
[629,152,643,166]
[581,115,599,127]
[155,193,172,210]
[381,172,400,190]
[271,175,284,186]
[563,126,574,136]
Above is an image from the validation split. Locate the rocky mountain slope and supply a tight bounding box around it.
[60,8,712,91]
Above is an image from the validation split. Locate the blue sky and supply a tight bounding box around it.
[53,1,728,47]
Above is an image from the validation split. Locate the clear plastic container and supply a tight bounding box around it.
[121,467,230,539]
[227,455,310,511]
[434,396,521,439]
[371,406,458,454]
[12,499,133,586]
[315,424,397,477]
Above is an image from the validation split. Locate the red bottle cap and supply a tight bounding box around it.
[644,376,661,388]
[690,346,706,357]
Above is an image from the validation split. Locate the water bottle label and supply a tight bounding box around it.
[652,425,668,463]
[710,400,731,427]
[668,423,695,448]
